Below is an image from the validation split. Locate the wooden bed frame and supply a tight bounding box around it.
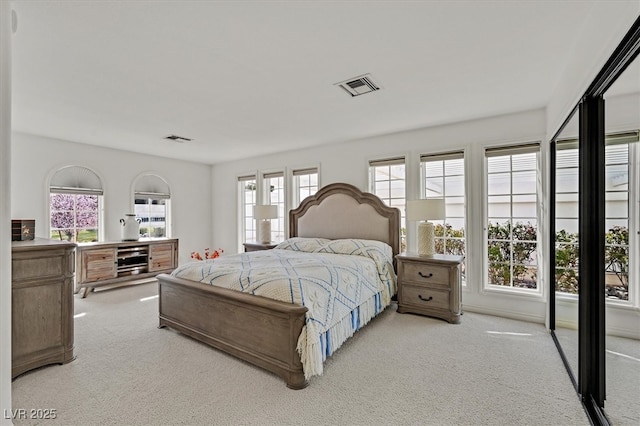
[157,182,400,389]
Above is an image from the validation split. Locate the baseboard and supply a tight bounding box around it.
[555,319,578,330]
[462,304,544,324]
[605,325,640,340]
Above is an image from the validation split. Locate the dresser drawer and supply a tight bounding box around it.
[400,284,450,310]
[401,261,450,287]
[82,248,117,282]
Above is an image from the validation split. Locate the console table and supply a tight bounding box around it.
[12,238,76,378]
[76,238,178,297]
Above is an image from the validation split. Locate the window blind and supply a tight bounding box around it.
[237,174,257,182]
[557,131,638,150]
[369,156,405,167]
[263,171,284,179]
[50,166,103,195]
[134,174,170,199]
[420,151,464,162]
[485,142,540,157]
[292,167,318,176]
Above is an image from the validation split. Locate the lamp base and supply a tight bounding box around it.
[258,220,271,244]
[417,221,435,256]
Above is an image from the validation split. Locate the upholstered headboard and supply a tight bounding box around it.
[289,183,401,259]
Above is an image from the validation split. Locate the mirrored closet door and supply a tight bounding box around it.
[601,53,639,426]
[550,16,639,426]
[551,110,580,388]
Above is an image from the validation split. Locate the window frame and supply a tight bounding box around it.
[132,173,171,238]
[368,156,406,251]
[291,166,319,208]
[48,165,104,243]
[420,150,467,282]
[484,142,543,296]
[262,170,287,243]
[553,132,638,304]
[237,173,258,250]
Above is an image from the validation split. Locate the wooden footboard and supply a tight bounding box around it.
[157,273,309,389]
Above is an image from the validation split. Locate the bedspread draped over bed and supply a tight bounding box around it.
[171,237,396,379]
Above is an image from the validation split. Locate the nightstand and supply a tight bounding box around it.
[396,252,464,324]
[243,241,278,252]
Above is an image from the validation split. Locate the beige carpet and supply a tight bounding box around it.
[12,281,588,425]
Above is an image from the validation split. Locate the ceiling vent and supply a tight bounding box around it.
[164,134,192,143]
[335,74,380,97]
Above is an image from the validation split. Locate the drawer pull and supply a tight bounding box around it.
[418,272,433,279]
[418,294,433,302]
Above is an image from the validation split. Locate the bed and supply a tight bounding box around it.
[157,182,400,389]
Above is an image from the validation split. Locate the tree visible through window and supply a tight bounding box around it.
[421,151,466,280]
[486,144,540,290]
[554,133,637,301]
[50,193,99,242]
[49,165,103,243]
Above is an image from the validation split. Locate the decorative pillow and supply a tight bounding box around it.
[276,237,394,282]
[274,237,331,252]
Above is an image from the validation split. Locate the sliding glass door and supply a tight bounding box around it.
[601,54,639,426]
[550,16,640,426]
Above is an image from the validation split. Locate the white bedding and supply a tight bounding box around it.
[171,237,396,378]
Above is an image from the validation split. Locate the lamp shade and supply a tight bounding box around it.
[406,199,446,221]
[253,205,278,220]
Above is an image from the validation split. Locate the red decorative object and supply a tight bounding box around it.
[190,247,223,261]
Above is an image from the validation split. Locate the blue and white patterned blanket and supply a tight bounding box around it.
[171,238,396,378]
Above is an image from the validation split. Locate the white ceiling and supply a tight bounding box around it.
[9,1,639,165]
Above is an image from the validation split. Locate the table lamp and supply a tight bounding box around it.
[406,199,446,256]
[253,205,278,244]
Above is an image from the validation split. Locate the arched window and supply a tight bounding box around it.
[133,174,171,238]
[49,166,103,243]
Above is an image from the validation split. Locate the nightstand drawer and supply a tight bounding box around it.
[401,284,450,310]
[401,262,450,286]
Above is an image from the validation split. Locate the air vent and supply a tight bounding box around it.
[335,74,380,97]
[164,134,192,143]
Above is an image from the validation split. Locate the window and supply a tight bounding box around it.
[554,139,580,296]
[369,157,406,250]
[604,134,637,302]
[554,132,638,301]
[485,143,540,290]
[133,174,171,238]
[421,151,466,279]
[263,171,286,243]
[238,174,257,244]
[292,167,318,207]
[49,166,103,243]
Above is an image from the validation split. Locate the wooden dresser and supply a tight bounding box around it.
[396,252,464,324]
[11,238,76,379]
[76,238,178,297]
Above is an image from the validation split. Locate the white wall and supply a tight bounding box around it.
[11,132,213,266]
[605,91,640,133]
[212,108,553,323]
[546,2,640,139]
[0,2,12,424]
